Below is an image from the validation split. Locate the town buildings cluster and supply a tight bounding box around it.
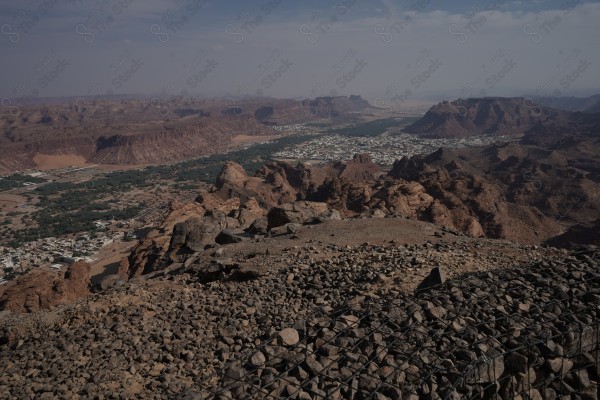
[273,130,515,165]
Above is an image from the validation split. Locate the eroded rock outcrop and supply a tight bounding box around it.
[333,153,382,183]
[124,200,206,278]
[213,161,297,207]
[387,147,567,243]
[169,213,229,254]
[0,262,91,313]
[122,119,600,280]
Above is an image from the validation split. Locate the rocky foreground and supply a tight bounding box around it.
[192,247,600,399]
[0,217,598,399]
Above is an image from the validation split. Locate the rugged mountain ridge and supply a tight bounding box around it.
[0,97,599,398]
[118,135,598,280]
[0,96,372,173]
[404,97,569,138]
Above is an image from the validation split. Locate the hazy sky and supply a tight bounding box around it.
[1,0,599,105]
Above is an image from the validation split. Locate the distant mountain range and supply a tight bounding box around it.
[0,95,373,174]
[404,96,600,139]
[403,97,567,138]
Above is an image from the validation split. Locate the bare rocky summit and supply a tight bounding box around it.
[0,225,596,398]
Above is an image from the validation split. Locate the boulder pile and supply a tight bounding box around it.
[194,249,600,399]
[0,243,597,399]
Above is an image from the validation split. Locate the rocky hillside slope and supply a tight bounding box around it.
[544,219,600,249]
[112,120,598,278]
[0,94,598,398]
[195,247,599,399]
[586,100,600,113]
[0,223,596,398]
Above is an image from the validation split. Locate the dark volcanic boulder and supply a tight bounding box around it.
[247,217,269,235]
[267,202,329,229]
[170,213,227,253]
[215,229,246,245]
[416,266,445,293]
[98,274,127,291]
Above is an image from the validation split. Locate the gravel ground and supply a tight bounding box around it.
[0,219,595,399]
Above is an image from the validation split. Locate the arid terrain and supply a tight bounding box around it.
[3,215,591,399]
[0,95,599,399]
[2,0,600,397]
[0,95,379,174]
